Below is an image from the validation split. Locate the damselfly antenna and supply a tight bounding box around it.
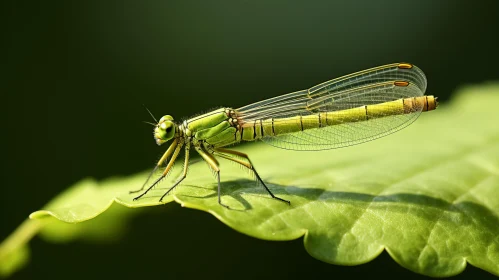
[142,121,157,126]
[142,104,158,124]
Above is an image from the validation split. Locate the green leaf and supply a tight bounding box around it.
[0,220,37,277]
[0,178,145,278]
[2,83,499,277]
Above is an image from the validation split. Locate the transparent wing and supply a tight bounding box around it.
[235,63,427,151]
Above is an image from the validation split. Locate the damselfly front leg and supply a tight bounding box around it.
[129,139,179,194]
[157,140,191,201]
[132,138,184,200]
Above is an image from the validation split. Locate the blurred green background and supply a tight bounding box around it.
[3,0,499,279]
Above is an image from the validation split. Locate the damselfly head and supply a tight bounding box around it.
[154,115,176,146]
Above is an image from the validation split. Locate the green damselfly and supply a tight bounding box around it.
[131,63,438,208]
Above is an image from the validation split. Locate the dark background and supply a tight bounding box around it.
[3,1,499,279]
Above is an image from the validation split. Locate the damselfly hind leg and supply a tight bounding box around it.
[214,148,290,205]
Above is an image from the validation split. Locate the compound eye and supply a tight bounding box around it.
[163,123,175,139]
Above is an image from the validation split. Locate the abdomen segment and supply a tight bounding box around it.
[240,95,437,141]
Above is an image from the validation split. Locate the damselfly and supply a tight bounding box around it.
[131,63,438,208]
